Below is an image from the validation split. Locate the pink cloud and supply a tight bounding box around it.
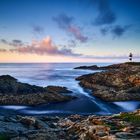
[68,26,88,43]
[0,49,7,52]
[1,36,80,56]
[53,14,88,43]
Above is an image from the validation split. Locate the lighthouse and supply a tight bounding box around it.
[129,53,133,62]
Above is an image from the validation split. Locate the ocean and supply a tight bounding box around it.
[0,63,140,116]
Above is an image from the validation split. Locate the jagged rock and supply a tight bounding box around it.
[0,109,140,139]
[121,126,134,132]
[76,62,140,101]
[58,118,74,128]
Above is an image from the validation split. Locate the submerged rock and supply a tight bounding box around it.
[76,62,140,101]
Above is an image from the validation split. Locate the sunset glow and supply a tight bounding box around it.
[0,0,140,62]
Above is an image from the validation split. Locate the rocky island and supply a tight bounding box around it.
[76,62,140,101]
[0,75,75,105]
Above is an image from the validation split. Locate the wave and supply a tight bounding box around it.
[114,101,140,111]
[0,105,28,110]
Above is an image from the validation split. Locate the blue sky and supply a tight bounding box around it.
[0,0,140,62]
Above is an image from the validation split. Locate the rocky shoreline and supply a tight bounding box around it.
[76,62,140,101]
[0,62,140,139]
[0,109,140,140]
[0,75,75,105]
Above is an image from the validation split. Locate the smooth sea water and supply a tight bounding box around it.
[0,63,140,116]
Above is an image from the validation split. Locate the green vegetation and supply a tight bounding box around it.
[119,113,140,125]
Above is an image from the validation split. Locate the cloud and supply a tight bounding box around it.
[68,40,77,47]
[1,39,8,44]
[68,26,88,42]
[91,0,116,26]
[81,54,140,60]
[111,25,132,37]
[0,36,81,56]
[32,25,44,35]
[1,39,24,47]
[100,27,109,35]
[53,14,88,43]
[11,40,23,47]
[100,25,132,37]
[0,38,140,60]
[0,49,7,52]
[53,14,74,29]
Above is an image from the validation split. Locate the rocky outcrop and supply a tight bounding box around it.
[76,62,140,101]
[74,65,100,70]
[0,109,140,140]
[0,75,75,105]
[74,62,140,71]
[0,75,45,94]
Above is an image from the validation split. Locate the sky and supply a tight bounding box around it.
[0,0,140,62]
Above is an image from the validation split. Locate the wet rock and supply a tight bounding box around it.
[23,130,59,140]
[87,117,104,125]
[41,116,60,122]
[121,126,134,132]
[11,137,28,140]
[0,129,19,139]
[35,119,49,129]
[99,135,116,140]
[0,116,5,121]
[115,132,137,139]
[4,116,17,123]
[58,118,74,128]
[18,116,36,126]
[0,121,27,139]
